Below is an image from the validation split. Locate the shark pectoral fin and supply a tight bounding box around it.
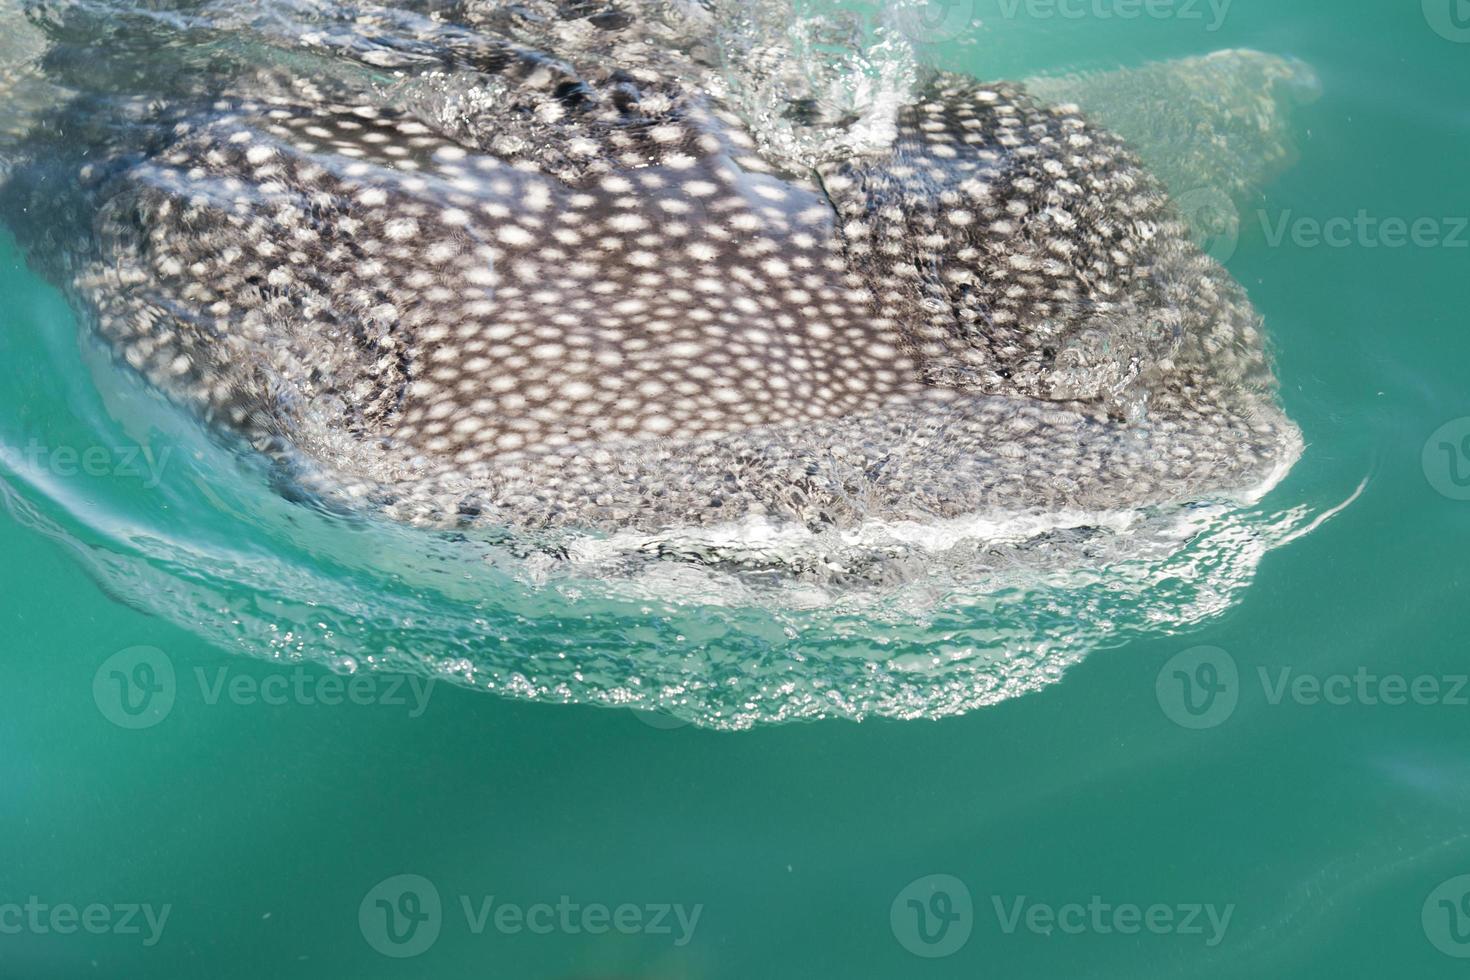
[1023,48,1320,220]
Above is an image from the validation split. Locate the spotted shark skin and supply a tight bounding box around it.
[1,0,1305,538]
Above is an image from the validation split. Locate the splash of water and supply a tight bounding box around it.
[0,0,1336,728]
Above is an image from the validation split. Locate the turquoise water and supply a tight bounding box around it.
[2,0,1469,977]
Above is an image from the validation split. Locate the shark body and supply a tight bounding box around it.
[0,1,1308,537]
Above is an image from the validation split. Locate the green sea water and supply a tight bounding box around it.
[2,0,1469,977]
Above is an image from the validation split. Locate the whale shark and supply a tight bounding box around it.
[0,0,1314,546]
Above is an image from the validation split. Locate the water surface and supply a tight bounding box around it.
[1,0,1468,977]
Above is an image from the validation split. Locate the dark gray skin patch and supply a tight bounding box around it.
[0,0,1300,534]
